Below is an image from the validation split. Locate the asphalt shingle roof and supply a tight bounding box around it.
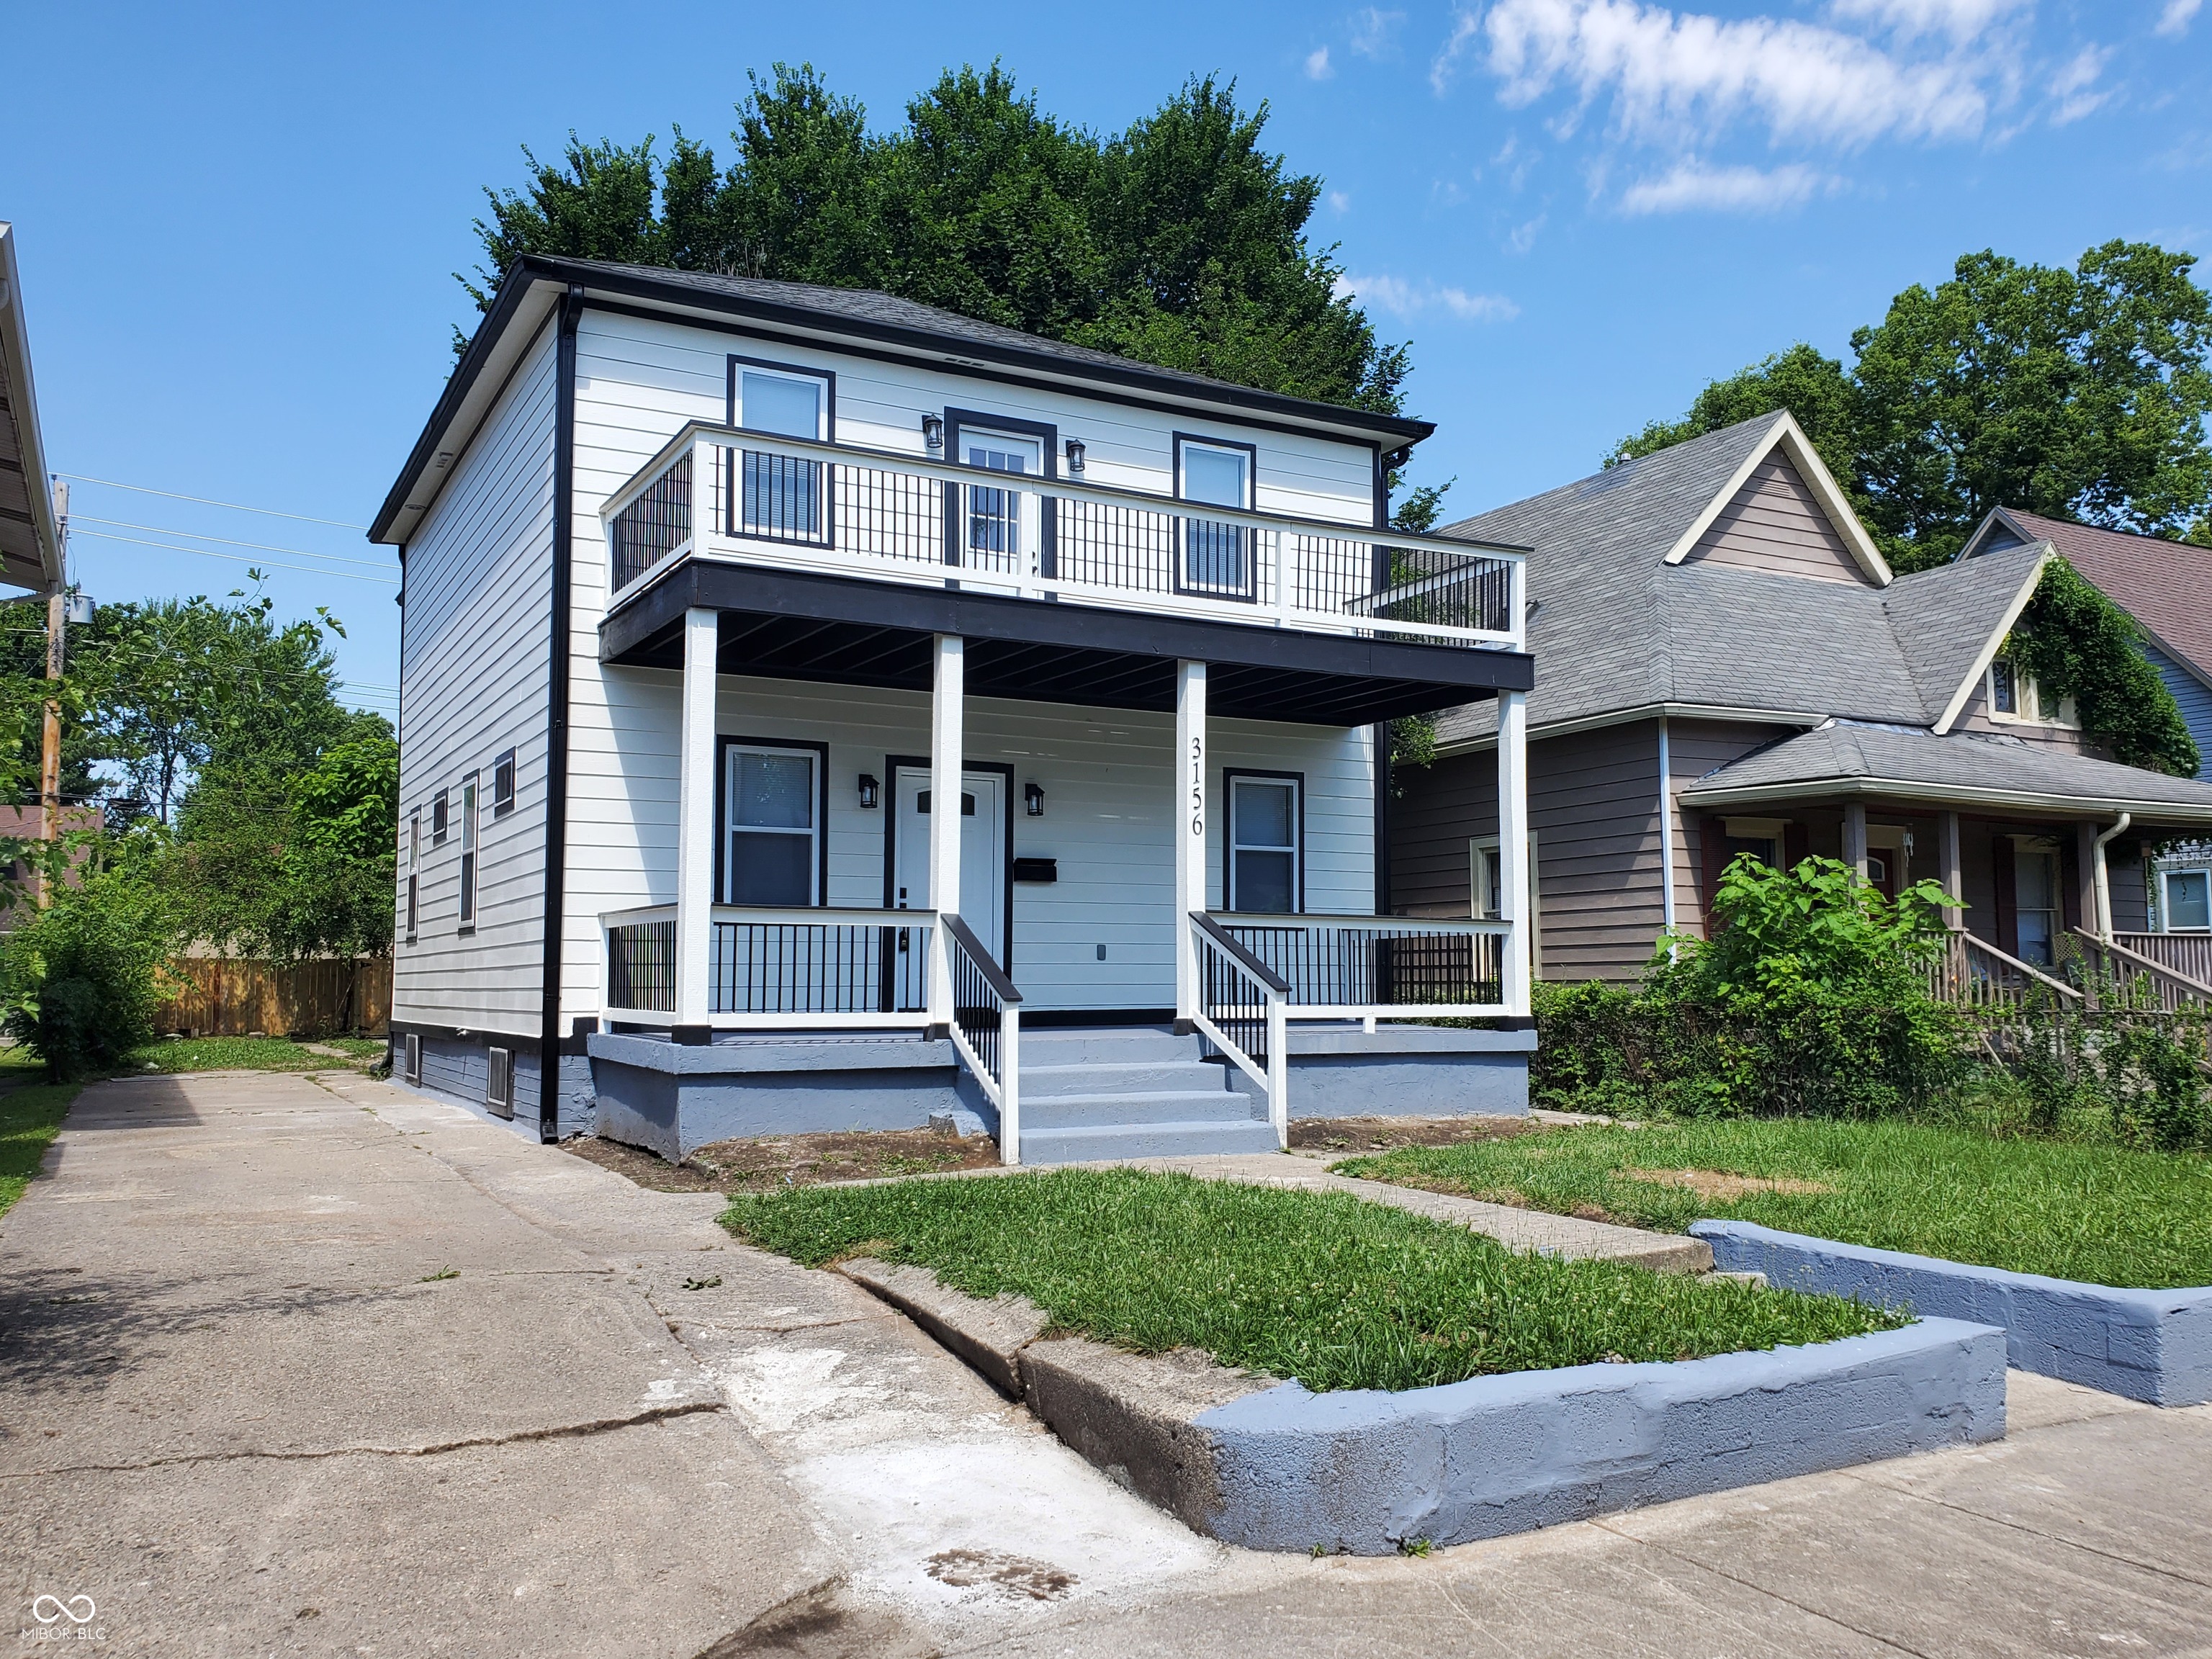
[1679,720,2212,823]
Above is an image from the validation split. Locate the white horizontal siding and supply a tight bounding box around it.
[394,321,558,1035]
[560,673,1373,1015]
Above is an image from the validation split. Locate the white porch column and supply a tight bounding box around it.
[1843,802,1869,884]
[674,607,719,1032]
[1497,689,1532,1018]
[927,634,965,1032]
[1174,660,1208,1031]
[1940,810,1964,931]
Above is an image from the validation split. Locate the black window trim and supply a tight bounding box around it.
[713,734,832,908]
[431,788,449,846]
[493,746,518,817]
[942,408,1059,580]
[1223,766,1304,914]
[1172,431,1260,604]
[725,355,838,547]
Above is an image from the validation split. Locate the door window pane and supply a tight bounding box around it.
[1230,778,1298,914]
[963,434,1039,570]
[724,748,817,906]
[2170,870,2211,930]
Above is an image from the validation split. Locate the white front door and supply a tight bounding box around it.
[960,430,1043,582]
[893,769,1007,967]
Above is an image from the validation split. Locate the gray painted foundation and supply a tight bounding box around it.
[1190,1317,2006,1552]
[1694,1220,2212,1408]
[387,1034,596,1142]
[1226,1025,1534,1119]
[587,1032,961,1160]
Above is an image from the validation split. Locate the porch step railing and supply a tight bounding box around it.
[1923,931,2082,1012]
[1190,913,1289,1147]
[601,904,936,1028]
[599,423,1528,652]
[2113,931,2212,994]
[2059,929,2212,1013]
[941,913,1023,1166]
[1208,912,1513,1018]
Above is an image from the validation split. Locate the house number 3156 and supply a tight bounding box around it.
[1188,737,1204,835]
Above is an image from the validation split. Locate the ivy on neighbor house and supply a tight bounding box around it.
[2008,557,2201,778]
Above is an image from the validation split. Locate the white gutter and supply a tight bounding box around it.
[2092,812,2131,940]
[1434,701,1832,758]
[1677,774,2212,824]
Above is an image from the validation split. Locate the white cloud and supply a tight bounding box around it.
[2047,44,2109,124]
[2157,0,2203,37]
[1471,0,1995,147]
[1349,6,1408,57]
[1826,0,2031,44]
[1336,273,1521,322]
[1433,8,1484,94]
[1618,158,1843,212]
[1327,189,1352,212]
[1506,212,1548,252]
[1305,45,1334,80]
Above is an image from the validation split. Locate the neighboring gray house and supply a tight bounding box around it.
[1959,507,2212,949]
[1392,411,2212,985]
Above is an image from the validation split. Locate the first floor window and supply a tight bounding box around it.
[2015,840,2061,966]
[459,774,479,925]
[722,745,819,906]
[2167,868,2211,932]
[1227,773,1300,914]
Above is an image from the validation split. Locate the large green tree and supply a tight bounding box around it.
[1614,242,2212,570]
[465,63,1408,415]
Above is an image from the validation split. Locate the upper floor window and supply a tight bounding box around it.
[493,747,517,817]
[431,791,449,845]
[1988,658,2078,728]
[1226,772,1300,914]
[732,360,831,542]
[720,742,822,907]
[1175,436,1256,601]
[458,775,479,927]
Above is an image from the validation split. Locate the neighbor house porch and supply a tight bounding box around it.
[578,422,1538,1163]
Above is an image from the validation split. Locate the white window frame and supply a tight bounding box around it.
[1226,772,1301,914]
[1987,658,2080,729]
[458,773,479,928]
[720,742,822,908]
[1471,831,1542,976]
[2160,866,2212,932]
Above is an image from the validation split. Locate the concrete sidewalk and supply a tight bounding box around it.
[5,1071,2211,1657]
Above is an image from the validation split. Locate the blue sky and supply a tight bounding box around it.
[2,0,2207,711]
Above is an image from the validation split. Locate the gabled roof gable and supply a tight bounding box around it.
[1660,411,1891,585]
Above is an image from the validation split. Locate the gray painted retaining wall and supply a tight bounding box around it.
[390,1035,595,1141]
[1190,1317,2006,1552]
[1227,1026,1534,1119]
[587,1033,961,1159]
[1693,1220,2212,1407]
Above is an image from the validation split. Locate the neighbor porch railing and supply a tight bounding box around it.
[2113,931,2212,994]
[942,913,1023,1164]
[2059,930,2212,1013]
[601,904,937,1028]
[1923,931,2083,1012]
[1187,911,1516,1146]
[601,423,1528,651]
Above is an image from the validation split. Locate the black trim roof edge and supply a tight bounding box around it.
[377,256,1433,539]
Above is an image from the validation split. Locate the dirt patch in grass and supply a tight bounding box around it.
[565,1126,1004,1193]
[1289,1115,1537,1154]
[1623,1167,1833,1202]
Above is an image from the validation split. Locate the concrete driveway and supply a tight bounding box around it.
[4,1069,2208,1657]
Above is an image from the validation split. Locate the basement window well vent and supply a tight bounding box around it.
[403,1033,421,1084]
[486,1046,513,1119]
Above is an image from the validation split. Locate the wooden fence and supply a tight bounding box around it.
[155,958,392,1038]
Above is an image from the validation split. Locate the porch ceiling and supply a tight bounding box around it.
[599,559,1533,725]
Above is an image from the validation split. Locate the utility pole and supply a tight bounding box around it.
[37,477,66,905]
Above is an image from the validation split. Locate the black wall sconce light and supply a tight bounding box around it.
[858,773,881,809]
[922,415,945,455]
[1024,781,1045,817]
[1065,438,1086,475]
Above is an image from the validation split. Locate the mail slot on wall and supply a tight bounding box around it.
[1012,857,1058,884]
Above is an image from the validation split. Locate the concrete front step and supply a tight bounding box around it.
[1019,1060,1227,1099]
[1018,1118,1283,1165]
[1017,1028,1195,1066]
[1019,1089,1259,1130]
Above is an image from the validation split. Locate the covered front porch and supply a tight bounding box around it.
[582,475,1537,1164]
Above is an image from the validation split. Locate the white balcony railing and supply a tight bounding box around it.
[600,423,1528,652]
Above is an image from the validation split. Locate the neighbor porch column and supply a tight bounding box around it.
[926,634,965,1034]
[1497,688,1531,1018]
[2075,820,2100,940]
[673,607,719,1036]
[1939,810,1964,932]
[1843,802,1869,884]
[1174,659,1208,1033]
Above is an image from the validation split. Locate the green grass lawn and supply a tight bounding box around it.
[1339,1120,2212,1290]
[0,1076,79,1220]
[126,1036,368,1074]
[721,1167,1905,1393]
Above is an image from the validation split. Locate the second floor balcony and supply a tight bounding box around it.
[599,423,1528,653]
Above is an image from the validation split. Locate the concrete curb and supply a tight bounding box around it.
[1691,1220,2212,1408]
[832,1260,2007,1553]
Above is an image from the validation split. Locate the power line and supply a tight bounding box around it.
[68,529,400,585]
[60,474,368,531]
[72,516,395,571]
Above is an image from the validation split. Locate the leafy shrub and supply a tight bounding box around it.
[0,876,172,1082]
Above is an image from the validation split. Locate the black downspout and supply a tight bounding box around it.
[538,286,583,1143]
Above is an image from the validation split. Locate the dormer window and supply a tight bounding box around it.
[1988,658,2077,729]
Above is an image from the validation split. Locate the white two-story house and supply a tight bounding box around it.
[372,257,1535,1164]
